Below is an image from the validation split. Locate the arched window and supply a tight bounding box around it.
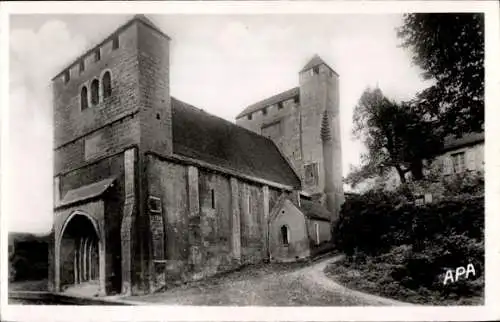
[91,79,99,105]
[102,71,111,98]
[281,225,289,245]
[81,86,88,110]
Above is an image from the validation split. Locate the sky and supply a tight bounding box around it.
[7,13,431,234]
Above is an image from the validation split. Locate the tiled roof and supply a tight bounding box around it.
[442,131,484,152]
[299,199,332,222]
[59,178,116,207]
[172,98,301,188]
[236,87,299,119]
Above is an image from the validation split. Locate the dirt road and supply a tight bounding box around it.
[126,255,409,306]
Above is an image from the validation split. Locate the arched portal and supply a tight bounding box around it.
[57,212,102,295]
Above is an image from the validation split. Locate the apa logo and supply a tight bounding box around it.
[443,264,476,285]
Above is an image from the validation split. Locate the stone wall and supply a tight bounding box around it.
[137,22,172,156]
[236,97,303,177]
[269,199,310,262]
[147,155,272,286]
[53,23,141,172]
[305,218,331,245]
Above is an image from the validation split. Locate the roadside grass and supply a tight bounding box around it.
[325,256,483,306]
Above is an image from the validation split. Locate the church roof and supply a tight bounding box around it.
[236,87,299,119]
[171,98,301,188]
[299,199,332,222]
[58,177,116,208]
[300,54,338,75]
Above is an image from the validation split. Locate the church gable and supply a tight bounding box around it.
[268,197,311,262]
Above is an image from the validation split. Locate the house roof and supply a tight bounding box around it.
[299,199,332,222]
[300,54,338,76]
[442,131,484,152]
[59,177,116,208]
[236,87,300,119]
[171,98,301,188]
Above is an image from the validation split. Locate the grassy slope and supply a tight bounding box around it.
[325,257,483,306]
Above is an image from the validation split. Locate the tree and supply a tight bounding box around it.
[346,88,442,188]
[398,13,484,137]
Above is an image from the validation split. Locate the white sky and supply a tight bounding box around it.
[8,13,431,234]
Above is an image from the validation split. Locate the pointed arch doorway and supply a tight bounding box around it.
[55,211,105,295]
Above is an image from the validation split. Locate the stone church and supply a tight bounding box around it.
[49,15,344,296]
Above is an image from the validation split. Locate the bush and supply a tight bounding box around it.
[333,192,484,302]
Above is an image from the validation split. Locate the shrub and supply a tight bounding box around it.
[334,191,484,301]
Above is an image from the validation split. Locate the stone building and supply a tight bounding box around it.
[49,15,344,296]
[355,131,485,194]
[236,55,345,215]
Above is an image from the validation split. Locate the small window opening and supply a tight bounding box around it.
[102,71,112,98]
[156,113,160,120]
[313,66,319,75]
[262,107,268,116]
[281,225,289,245]
[315,223,320,245]
[79,60,85,74]
[81,86,89,110]
[294,96,299,104]
[91,79,100,105]
[112,36,119,50]
[211,189,215,209]
[277,102,283,110]
[247,113,252,120]
[148,196,162,213]
[94,48,101,62]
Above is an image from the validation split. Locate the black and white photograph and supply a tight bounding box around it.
[1,1,499,321]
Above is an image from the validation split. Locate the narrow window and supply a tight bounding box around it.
[262,107,268,116]
[294,95,299,104]
[247,113,252,120]
[91,79,99,105]
[112,36,119,50]
[451,152,465,173]
[102,71,112,98]
[94,48,101,62]
[81,86,89,110]
[313,66,319,75]
[211,189,215,209]
[315,223,320,245]
[281,225,289,245]
[304,163,319,186]
[63,70,70,83]
[277,102,283,110]
[79,60,85,74]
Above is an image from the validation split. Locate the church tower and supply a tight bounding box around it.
[51,14,172,296]
[235,55,344,222]
[298,55,344,219]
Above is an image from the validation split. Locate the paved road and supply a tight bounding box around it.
[126,255,409,306]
